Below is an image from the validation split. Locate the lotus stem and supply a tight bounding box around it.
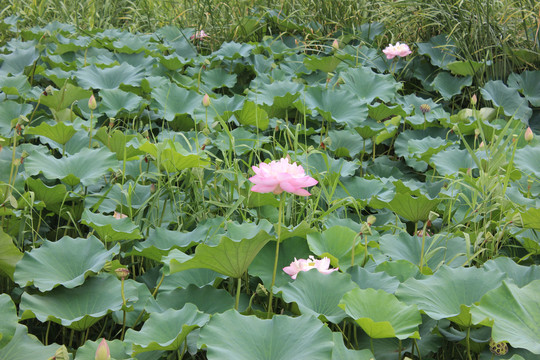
[267,194,285,317]
[235,276,241,310]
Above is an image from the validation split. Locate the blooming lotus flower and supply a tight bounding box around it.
[249,158,317,196]
[191,30,209,40]
[95,338,110,360]
[283,255,338,279]
[382,42,412,59]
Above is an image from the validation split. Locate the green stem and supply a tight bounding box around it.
[235,276,241,310]
[419,221,428,273]
[120,278,127,341]
[267,194,285,318]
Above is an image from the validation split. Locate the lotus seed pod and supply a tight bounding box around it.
[88,94,97,110]
[489,338,508,356]
[428,211,439,222]
[45,85,54,96]
[256,283,268,297]
[115,267,130,280]
[420,104,431,114]
[511,213,523,227]
[367,215,376,225]
[525,126,534,142]
[474,128,481,138]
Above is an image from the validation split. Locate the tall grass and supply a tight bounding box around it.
[2,0,539,74]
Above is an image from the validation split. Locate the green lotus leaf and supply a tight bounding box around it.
[306,226,364,271]
[339,287,422,340]
[125,304,209,355]
[480,80,532,121]
[248,80,303,108]
[416,34,457,68]
[430,148,476,176]
[14,235,119,291]
[74,338,133,360]
[0,74,31,96]
[0,100,33,136]
[341,66,402,103]
[98,88,144,117]
[333,177,395,207]
[86,180,152,214]
[471,280,540,354]
[24,147,118,187]
[147,284,235,314]
[234,100,269,130]
[368,102,408,122]
[347,266,400,294]
[407,136,456,162]
[483,257,540,287]
[19,274,139,331]
[198,311,334,360]
[111,33,149,53]
[430,71,472,100]
[213,41,254,59]
[150,82,201,121]
[93,128,145,160]
[0,324,59,360]
[0,230,22,280]
[332,332,374,360]
[514,146,540,179]
[24,120,77,146]
[164,220,273,278]
[81,209,142,242]
[0,46,38,76]
[139,140,210,172]
[39,83,94,112]
[507,70,540,106]
[379,232,468,270]
[159,269,227,292]
[192,93,244,125]
[446,60,485,76]
[304,54,342,72]
[275,270,357,323]
[326,129,367,158]
[388,193,440,222]
[248,236,312,289]
[75,63,145,89]
[396,266,505,327]
[0,294,17,349]
[297,151,359,179]
[130,227,199,261]
[200,67,237,91]
[294,87,368,128]
[398,95,450,127]
[375,260,420,283]
[513,208,540,230]
[112,280,155,328]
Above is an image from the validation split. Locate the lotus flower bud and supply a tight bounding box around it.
[202,93,211,107]
[471,94,477,106]
[150,183,156,194]
[525,126,534,142]
[332,39,339,51]
[478,141,485,149]
[88,94,97,110]
[474,128,481,138]
[95,338,111,360]
[114,267,130,280]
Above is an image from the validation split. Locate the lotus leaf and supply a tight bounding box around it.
[339,287,422,340]
[198,311,334,360]
[125,304,210,355]
[14,235,120,291]
[0,294,17,349]
[0,325,59,360]
[81,209,142,242]
[0,230,22,280]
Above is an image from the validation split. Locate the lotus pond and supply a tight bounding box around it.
[0,15,540,360]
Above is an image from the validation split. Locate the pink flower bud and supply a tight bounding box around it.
[88,94,97,110]
[525,127,534,142]
[202,94,211,107]
[332,39,339,51]
[95,338,110,360]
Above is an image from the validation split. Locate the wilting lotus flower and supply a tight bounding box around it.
[283,255,338,279]
[191,30,209,40]
[95,338,110,360]
[382,42,412,59]
[249,158,317,196]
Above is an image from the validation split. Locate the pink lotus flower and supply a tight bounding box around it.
[249,158,317,196]
[383,42,412,59]
[283,256,338,279]
[191,30,209,40]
